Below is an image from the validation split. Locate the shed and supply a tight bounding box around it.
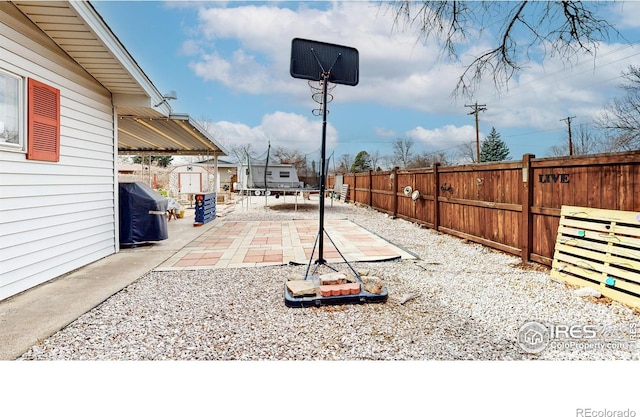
[168,164,215,198]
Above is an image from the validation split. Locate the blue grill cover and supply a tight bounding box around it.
[118,182,168,245]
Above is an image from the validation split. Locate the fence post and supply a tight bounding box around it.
[368,169,373,207]
[392,166,399,218]
[433,163,440,230]
[352,173,356,203]
[521,153,535,262]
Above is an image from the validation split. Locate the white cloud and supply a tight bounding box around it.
[406,125,478,150]
[180,39,201,56]
[184,1,640,150]
[187,2,463,106]
[189,49,274,94]
[260,111,338,152]
[374,127,396,138]
[208,111,338,158]
[610,2,640,29]
[476,40,639,131]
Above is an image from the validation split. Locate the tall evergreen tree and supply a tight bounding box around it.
[480,127,511,162]
[350,151,372,173]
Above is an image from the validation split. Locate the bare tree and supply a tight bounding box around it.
[408,151,452,168]
[379,155,396,171]
[196,115,215,132]
[196,116,227,146]
[368,149,382,171]
[193,115,231,163]
[227,143,256,163]
[456,140,478,163]
[594,65,640,151]
[272,146,307,172]
[335,153,353,175]
[384,1,620,97]
[392,137,414,168]
[547,124,604,157]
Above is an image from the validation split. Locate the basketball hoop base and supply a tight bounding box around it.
[283,276,388,308]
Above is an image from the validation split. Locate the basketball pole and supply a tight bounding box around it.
[316,71,330,266]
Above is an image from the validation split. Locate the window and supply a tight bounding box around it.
[279,171,290,178]
[0,69,23,150]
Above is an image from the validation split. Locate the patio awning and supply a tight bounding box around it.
[117,113,227,156]
[13,1,228,158]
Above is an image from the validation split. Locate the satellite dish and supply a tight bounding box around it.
[411,190,421,201]
[403,186,412,197]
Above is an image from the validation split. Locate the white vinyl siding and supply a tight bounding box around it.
[0,5,116,300]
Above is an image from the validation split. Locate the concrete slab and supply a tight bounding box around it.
[0,207,220,360]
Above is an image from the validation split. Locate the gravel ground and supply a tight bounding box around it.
[19,197,640,360]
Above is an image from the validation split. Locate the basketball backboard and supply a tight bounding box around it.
[290,38,359,86]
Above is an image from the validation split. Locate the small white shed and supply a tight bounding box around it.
[169,164,214,196]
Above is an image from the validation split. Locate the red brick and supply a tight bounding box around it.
[320,283,361,297]
[263,254,283,262]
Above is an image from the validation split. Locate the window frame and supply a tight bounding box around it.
[0,68,25,152]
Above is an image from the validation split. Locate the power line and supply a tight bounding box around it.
[485,39,640,102]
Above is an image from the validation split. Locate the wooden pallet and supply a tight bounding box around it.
[551,205,640,309]
[340,184,350,202]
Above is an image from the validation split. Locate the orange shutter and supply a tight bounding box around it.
[27,78,60,162]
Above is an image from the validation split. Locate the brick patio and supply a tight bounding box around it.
[155,219,417,271]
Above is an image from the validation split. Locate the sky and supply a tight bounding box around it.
[93,1,640,166]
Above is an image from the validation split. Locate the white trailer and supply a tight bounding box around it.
[236,159,305,196]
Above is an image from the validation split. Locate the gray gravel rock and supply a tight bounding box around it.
[19,198,640,360]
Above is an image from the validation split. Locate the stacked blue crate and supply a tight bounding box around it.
[194,192,216,226]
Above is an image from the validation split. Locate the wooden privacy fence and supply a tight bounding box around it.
[329,150,640,266]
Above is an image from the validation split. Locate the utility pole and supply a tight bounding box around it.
[560,116,576,156]
[466,102,487,163]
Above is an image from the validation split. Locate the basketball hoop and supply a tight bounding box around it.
[286,38,387,308]
[308,79,335,116]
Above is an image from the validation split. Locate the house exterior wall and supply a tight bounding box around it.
[0,4,116,300]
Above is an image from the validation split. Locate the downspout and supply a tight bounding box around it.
[112,94,120,253]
